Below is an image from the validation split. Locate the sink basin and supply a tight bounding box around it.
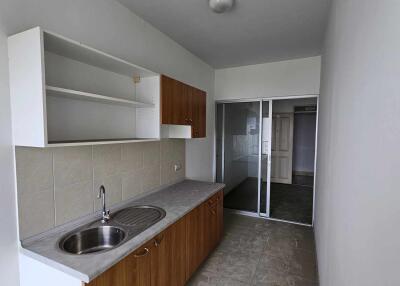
[59,226,126,255]
[58,205,165,255]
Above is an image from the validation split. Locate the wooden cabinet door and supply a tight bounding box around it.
[198,90,206,138]
[185,204,206,280]
[152,218,186,286]
[160,75,174,124]
[161,75,192,126]
[191,89,206,138]
[171,80,188,125]
[85,259,127,286]
[125,242,153,286]
[217,191,224,241]
[204,195,219,252]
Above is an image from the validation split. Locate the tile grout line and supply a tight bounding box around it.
[91,145,95,213]
[51,149,56,227]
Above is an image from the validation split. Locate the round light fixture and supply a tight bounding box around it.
[209,0,234,13]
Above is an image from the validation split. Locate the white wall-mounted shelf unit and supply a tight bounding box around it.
[46,86,155,108]
[8,27,161,147]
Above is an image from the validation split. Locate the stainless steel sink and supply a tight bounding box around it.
[58,205,166,255]
[59,226,126,255]
[112,205,166,227]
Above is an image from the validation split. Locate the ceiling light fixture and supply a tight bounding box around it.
[209,0,234,13]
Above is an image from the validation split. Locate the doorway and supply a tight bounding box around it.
[216,96,318,225]
[268,98,317,224]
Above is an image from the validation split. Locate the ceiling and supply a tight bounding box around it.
[116,0,331,68]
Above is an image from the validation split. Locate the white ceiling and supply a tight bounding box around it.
[116,0,331,68]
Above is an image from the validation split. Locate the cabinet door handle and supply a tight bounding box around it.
[154,235,164,247]
[134,247,149,258]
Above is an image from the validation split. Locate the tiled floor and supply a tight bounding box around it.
[223,176,314,224]
[270,183,313,224]
[188,212,318,286]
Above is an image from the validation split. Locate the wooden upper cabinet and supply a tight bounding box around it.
[160,75,175,124]
[160,75,206,138]
[191,89,206,138]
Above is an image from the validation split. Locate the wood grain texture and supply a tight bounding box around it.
[152,218,186,286]
[84,259,126,286]
[160,75,206,138]
[191,89,207,138]
[126,241,153,286]
[160,75,174,124]
[185,204,206,279]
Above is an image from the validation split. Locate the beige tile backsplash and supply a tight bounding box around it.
[15,139,185,240]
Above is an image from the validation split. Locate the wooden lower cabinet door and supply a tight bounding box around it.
[151,218,186,286]
[185,204,206,280]
[125,242,153,286]
[217,191,224,241]
[205,202,219,252]
[85,259,127,286]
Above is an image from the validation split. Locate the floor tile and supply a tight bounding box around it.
[190,213,319,286]
[188,269,249,286]
[200,248,259,283]
[252,268,318,286]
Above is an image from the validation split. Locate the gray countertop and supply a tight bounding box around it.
[21,180,225,283]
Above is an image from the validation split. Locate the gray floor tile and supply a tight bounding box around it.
[252,268,318,286]
[188,269,249,286]
[200,248,259,283]
[189,213,318,286]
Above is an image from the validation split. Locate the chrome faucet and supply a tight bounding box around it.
[97,185,110,224]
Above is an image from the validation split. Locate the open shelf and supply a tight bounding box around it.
[47,138,159,147]
[46,86,154,108]
[44,31,156,78]
[8,27,161,147]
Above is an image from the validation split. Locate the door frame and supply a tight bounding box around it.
[214,94,319,226]
[258,100,272,217]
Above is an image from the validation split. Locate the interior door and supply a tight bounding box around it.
[271,113,294,184]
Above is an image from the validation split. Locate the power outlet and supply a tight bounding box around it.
[174,163,182,172]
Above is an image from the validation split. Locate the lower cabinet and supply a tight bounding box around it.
[85,190,223,286]
[151,218,186,286]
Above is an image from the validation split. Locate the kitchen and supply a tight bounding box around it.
[1,1,400,286]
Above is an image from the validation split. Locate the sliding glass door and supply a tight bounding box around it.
[216,100,272,216]
[260,100,272,216]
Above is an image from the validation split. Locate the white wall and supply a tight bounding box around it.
[0,0,215,182]
[0,26,20,286]
[315,1,400,285]
[215,56,321,101]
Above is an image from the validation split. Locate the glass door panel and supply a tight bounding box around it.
[216,101,261,213]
